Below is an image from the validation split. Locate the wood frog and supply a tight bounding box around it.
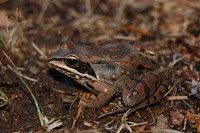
[48,40,172,116]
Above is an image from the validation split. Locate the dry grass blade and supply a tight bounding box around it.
[43,116,63,132]
[3,51,45,126]
[13,72,38,82]
[127,121,148,127]
[116,124,133,133]
[0,88,8,108]
[115,0,126,22]
[85,0,92,17]
[116,109,149,133]
[71,104,83,130]
[0,96,8,108]
[37,0,50,23]
[31,42,47,59]
[164,80,179,97]
[71,93,89,130]
[168,56,183,68]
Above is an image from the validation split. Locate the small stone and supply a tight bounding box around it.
[29,66,39,75]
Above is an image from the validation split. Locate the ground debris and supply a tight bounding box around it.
[0,0,200,132]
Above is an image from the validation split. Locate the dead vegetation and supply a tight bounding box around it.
[0,0,200,132]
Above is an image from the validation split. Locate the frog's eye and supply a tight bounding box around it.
[66,54,79,60]
[65,58,78,66]
[65,54,79,66]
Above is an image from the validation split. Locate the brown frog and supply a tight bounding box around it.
[48,40,172,116]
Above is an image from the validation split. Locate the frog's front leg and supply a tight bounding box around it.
[83,81,117,108]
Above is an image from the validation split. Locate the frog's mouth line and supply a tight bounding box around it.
[49,60,98,81]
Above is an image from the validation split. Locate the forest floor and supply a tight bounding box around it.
[0,0,200,132]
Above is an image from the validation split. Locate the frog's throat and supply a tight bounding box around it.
[49,60,98,81]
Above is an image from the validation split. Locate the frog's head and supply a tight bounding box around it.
[48,42,128,84]
[48,48,98,82]
[48,45,124,95]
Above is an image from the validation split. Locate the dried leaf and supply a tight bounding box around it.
[170,110,184,125]
[44,116,63,132]
[186,109,200,132]
[186,109,196,124]
[196,118,200,133]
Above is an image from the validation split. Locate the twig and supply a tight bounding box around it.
[127,121,148,127]
[183,117,187,131]
[114,35,136,41]
[8,66,38,82]
[3,51,44,126]
[167,96,188,101]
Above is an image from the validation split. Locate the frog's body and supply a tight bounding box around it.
[49,41,172,114]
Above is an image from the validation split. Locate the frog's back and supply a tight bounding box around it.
[93,40,160,70]
[59,40,160,70]
[77,40,133,61]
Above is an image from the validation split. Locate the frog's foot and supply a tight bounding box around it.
[83,91,115,108]
[84,81,116,108]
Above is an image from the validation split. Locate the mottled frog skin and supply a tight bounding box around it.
[48,40,172,113]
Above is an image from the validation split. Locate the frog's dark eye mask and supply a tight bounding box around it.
[64,55,97,79]
[48,54,97,81]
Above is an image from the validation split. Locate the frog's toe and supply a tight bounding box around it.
[84,99,102,108]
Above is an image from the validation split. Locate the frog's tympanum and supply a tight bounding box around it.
[48,41,172,116]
